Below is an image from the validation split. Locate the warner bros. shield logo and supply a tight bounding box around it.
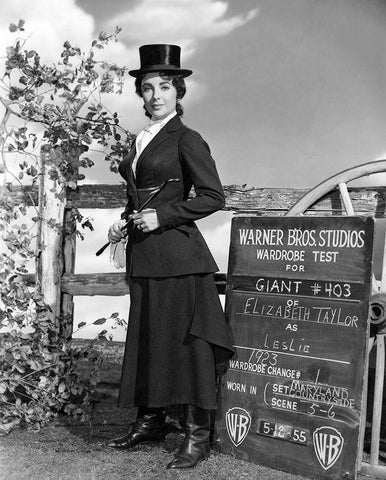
[313,426,344,470]
[226,407,252,447]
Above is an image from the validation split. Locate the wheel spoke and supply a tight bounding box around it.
[372,274,380,296]
[338,182,355,215]
[380,224,386,294]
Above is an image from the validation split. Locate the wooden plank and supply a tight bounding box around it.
[65,185,386,216]
[3,184,386,216]
[61,272,129,296]
[360,462,386,478]
[60,272,227,296]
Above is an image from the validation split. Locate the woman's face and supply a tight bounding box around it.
[141,73,177,121]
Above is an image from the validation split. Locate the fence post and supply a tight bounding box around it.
[36,147,66,323]
[60,196,77,339]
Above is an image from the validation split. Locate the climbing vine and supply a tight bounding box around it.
[0,20,131,432]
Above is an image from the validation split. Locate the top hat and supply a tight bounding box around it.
[129,44,192,78]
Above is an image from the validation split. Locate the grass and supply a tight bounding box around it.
[0,384,306,480]
[0,377,383,480]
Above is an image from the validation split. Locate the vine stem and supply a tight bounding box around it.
[20,362,59,379]
[0,102,11,175]
[0,362,59,382]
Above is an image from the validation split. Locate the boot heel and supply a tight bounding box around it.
[167,405,211,469]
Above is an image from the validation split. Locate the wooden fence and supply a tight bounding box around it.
[4,170,386,477]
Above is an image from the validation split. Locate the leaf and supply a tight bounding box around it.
[93,317,106,325]
[9,23,17,32]
[58,382,66,393]
[77,321,86,329]
[81,219,94,231]
[29,359,41,370]
[0,419,20,436]
[0,383,7,394]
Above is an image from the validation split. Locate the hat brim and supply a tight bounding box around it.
[129,66,192,78]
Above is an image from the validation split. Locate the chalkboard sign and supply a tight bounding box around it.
[216,216,374,480]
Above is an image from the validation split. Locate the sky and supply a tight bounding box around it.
[1,0,386,339]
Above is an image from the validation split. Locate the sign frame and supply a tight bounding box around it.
[216,215,375,480]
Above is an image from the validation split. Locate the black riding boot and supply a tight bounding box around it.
[167,404,211,469]
[108,406,166,449]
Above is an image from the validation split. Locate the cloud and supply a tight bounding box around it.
[0,0,96,64]
[0,0,256,136]
[106,0,258,54]
[0,1,138,178]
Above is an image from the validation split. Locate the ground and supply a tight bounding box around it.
[0,381,383,480]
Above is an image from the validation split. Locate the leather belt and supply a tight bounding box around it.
[136,185,161,194]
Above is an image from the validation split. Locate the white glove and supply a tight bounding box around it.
[108,219,127,243]
[108,219,127,269]
[109,237,126,269]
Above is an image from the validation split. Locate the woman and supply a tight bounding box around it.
[107,44,234,469]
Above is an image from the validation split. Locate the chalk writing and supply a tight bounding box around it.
[255,278,302,294]
[313,307,358,328]
[264,334,311,354]
[233,275,361,300]
[239,229,285,246]
[256,248,305,262]
[248,348,278,366]
[238,228,365,249]
[239,294,361,328]
[271,397,298,411]
[227,381,246,393]
[312,251,339,263]
[243,297,311,322]
[263,383,357,422]
[229,358,301,379]
[288,380,355,409]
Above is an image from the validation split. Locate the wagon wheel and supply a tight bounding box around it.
[285,159,386,475]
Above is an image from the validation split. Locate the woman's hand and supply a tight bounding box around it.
[108,219,127,243]
[130,208,160,233]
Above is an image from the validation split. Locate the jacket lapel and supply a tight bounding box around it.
[124,147,137,190]
[135,115,182,177]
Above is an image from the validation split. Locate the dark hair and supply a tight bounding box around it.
[134,72,186,118]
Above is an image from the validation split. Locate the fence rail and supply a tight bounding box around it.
[8,183,386,213]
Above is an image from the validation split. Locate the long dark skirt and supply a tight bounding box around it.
[118,273,234,410]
